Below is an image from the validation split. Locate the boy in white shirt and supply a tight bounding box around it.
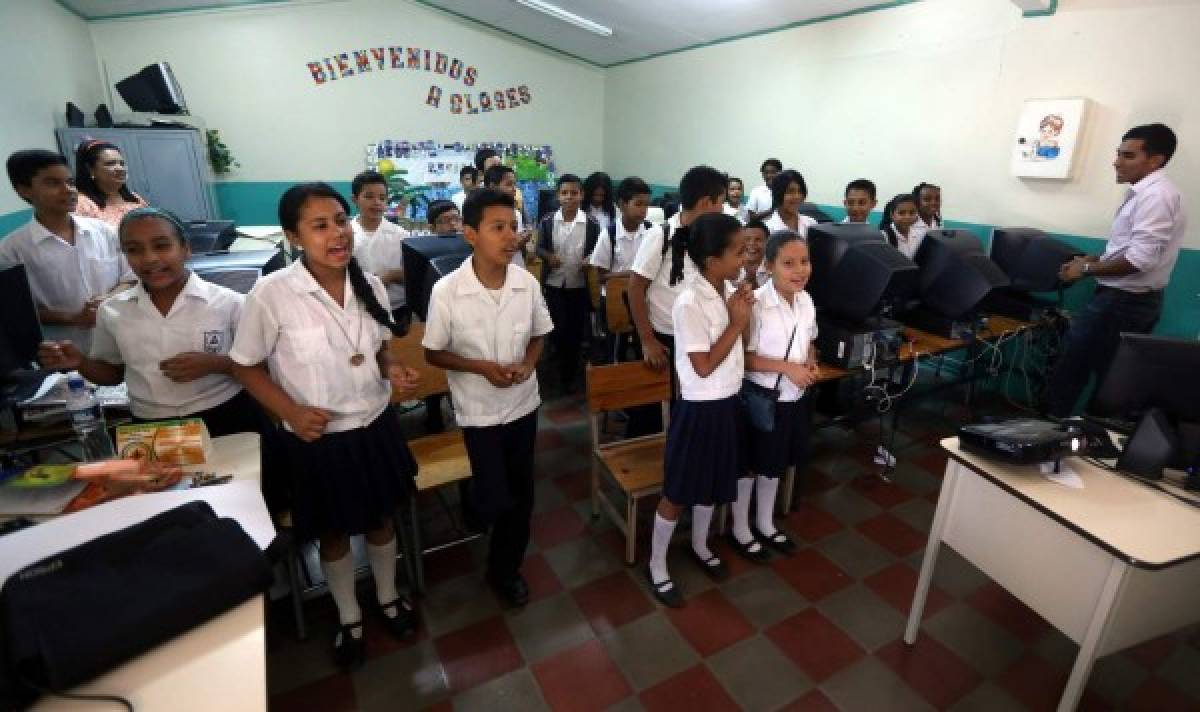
[483,164,532,266]
[423,188,553,608]
[350,170,412,327]
[1,150,133,352]
[590,176,652,280]
[843,178,877,224]
[745,158,782,221]
[450,166,478,212]
[723,176,749,224]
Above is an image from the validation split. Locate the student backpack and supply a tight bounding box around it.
[605,220,654,268]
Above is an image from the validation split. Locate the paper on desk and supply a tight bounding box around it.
[1039,461,1084,489]
[19,372,65,406]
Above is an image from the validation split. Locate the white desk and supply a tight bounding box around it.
[906,438,1200,712]
[0,433,272,712]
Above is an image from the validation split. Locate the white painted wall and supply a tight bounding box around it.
[87,0,605,184]
[604,0,1199,245]
[0,0,105,217]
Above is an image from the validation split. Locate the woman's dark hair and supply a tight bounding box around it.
[278,182,401,336]
[119,206,189,246]
[911,182,941,223]
[771,170,808,212]
[351,170,388,197]
[75,140,136,208]
[764,229,805,263]
[879,193,918,248]
[462,188,516,229]
[582,172,615,223]
[616,176,651,204]
[670,212,742,286]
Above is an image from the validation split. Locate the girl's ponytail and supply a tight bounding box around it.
[347,257,403,337]
[668,224,691,286]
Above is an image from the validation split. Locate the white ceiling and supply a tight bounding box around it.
[57,0,904,66]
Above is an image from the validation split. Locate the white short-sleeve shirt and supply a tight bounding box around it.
[887,228,924,260]
[630,212,695,335]
[764,211,818,237]
[588,206,614,233]
[589,220,647,274]
[90,273,244,419]
[745,281,817,402]
[746,184,774,216]
[543,208,589,289]
[0,215,132,349]
[910,216,942,245]
[229,261,394,433]
[672,275,743,402]
[422,260,554,427]
[451,191,467,212]
[353,216,410,308]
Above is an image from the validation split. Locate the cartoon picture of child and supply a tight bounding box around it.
[1034,113,1065,160]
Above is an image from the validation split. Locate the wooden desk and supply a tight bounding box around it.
[906,438,1200,711]
[0,434,271,712]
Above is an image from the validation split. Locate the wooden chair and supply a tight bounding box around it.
[389,323,477,594]
[604,275,634,338]
[586,361,671,564]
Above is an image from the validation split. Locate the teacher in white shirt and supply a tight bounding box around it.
[1044,123,1187,417]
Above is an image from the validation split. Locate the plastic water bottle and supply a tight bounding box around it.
[65,371,115,461]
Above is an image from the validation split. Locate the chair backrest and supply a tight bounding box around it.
[585,361,670,413]
[585,266,602,311]
[388,322,450,402]
[605,275,633,335]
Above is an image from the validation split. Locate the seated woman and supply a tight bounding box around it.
[73,140,148,227]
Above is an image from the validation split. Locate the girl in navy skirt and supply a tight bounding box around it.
[231,183,421,670]
[648,212,753,607]
[729,230,818,562]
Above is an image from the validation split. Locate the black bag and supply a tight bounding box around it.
[1,501,273,708]
[740,325,798,432]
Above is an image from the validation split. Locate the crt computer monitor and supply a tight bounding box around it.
[806,223,919,322]
[402,235,473,321]
[913,229,1009,319]
[989,228,1083,293]
[185,220,238,253]
[186,250,276,294]
[115,62,188,114]
[0,265,44,376]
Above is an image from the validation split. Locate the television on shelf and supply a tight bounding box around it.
[115,62,189,115]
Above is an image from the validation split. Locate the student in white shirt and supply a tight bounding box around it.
[764,170,818,237]
[724,176,749,224]
[649,212,753,608]
[536,174,600,391]
[582,171,617,232]
[745,158,782,221]
[737,218,770,288]
[483,164,532,266]
[911,182,943,240]
[1,150,133,352]
[450,165,479,212]
[350,170,412,327]
[423,188,553,609]
[230,183,422,670]
[734,230,819,561]
[843,178,877,224]
[589,176,652,280]
[879,193,923,260]
[1045,123,1188,417]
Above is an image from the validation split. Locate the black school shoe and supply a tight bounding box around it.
[645,566,684,608]
[752,525,797,554]
[377,597,418,640]
[724,533,772,564]
[689,550,730,581]
[332,622,366,671]
[488,573,530,608]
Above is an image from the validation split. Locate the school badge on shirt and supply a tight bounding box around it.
[203,331,225,353]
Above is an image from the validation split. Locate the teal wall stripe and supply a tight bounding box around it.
[212,180,353,226]
[0,209,33,237]
[1022,0,1058,18]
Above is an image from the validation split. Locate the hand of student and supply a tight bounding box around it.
[1059,256,1089,283]
[38,340,84,371]
[509,361,536,385]
[286,406,332,442]
[160,352,220,383]
[478,360,516,388]
[382,269,405,285]
[642,337,669,370]
[73,298,103,328]
[786,361,819,387]
[388,365,421,399]
[727,284,756,329]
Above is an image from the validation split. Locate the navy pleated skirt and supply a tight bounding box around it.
[280,406,417,541]
[746,395,813,479]
[663,396,746,506]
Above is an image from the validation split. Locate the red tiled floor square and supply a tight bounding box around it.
[782,502,843,543]
[595,527,642,563]
[422,543,477,586]
[912,448,950,478]
[850,474,915,509]
[765,609,864,682]
[639,664,741,712]
[522,552,564,603]
[531,506,589,550]
[664,588,755,657]
[553,469,593,503]
[794,468,837,496]
[1124,634,1178,670]
[769,547,852,602]
[571,570,655,635]
[855,511,927,557]
[536,428,568,451]
[1123,677,1197,712]
[270,673,357,712]
[864,562,952,621]
[532,639,633,712]
[433,616,523,693]
[876,636,981,708]
[710,537,761,579]
[966,581,1052,643]
[777,689,839,712]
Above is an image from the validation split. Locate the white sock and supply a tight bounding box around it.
[691,505,715,560]
[756,476,780,536]
[731,478,756,546]
[366,536,401,615]
[649,513,678,584]
[320,551,363,637]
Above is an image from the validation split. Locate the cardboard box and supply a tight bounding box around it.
[116,418,212,465]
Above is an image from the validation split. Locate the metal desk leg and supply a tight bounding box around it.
[410,497,426,595]
[1058,559,1127,712]
[905,461,963,644]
